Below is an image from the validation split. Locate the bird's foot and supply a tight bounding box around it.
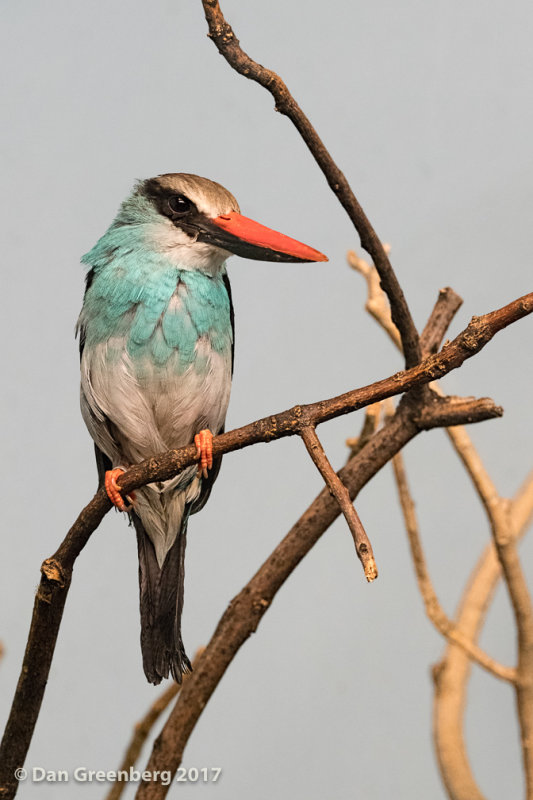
[105,468,136,512]
[194,429,214,478]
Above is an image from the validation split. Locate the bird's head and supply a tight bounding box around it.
[116,173,327,273]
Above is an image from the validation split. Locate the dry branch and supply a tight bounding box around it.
[348,248,402,349]
[202,0,422,368]
[132,295,532,799]
[433,471,533,800]
[349,247,533,798]
[446,425,533,795]
[301,425,377,581]
[391,450,515,682]
[345,401,382,458]
[2,294,526,799]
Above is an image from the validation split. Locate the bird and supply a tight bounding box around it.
[77,173,327,684]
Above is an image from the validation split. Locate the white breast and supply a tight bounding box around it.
[81,334,232,468]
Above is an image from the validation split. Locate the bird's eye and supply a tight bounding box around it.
[168,194,192,215]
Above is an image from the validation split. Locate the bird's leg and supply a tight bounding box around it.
[105,467,136,512]
[194,429,214,478]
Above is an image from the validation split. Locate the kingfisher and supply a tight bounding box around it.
[77,173,327,684]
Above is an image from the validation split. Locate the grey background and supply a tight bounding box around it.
[1,1,532,797]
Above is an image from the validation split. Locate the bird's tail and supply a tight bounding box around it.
[132,511,192,685]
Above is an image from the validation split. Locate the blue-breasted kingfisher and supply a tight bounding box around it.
[77,173,327,684]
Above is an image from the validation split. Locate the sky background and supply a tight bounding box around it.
[1,1,532,797]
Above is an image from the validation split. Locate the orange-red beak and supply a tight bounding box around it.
[196,211,328,263]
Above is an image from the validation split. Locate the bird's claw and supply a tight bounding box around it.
[105,468,136,512]
[194,429,214,478]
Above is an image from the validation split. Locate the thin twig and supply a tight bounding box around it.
[300,425,377,581]
[348,248,402,350]
[391,450,515,682]
[202,0,421,368]
[345,401,382,458]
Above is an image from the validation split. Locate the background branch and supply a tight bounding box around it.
[348,246,533,798]
[391,449,515,682]
[433,471,533,800]
[441,421,533,793]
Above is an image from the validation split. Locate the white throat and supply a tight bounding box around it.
[146,218,231,275]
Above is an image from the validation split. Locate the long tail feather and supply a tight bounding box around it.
[132,512,192,684]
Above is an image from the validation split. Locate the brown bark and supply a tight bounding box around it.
[0,292,529,799]
[132,294,531,800]
[202,0,422,368]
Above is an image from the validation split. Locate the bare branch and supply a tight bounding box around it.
[345,401,382,458]
[0,292,530,799]
[300,425,377,581]
[391,450,515,682]
[134,401,419,799]
[348,248,402,349]
[420,288,464,356]
[202,0,422,368]
[443,424,533,792]
[135,391,528,797]
[415,394,503,429]
[512,471,533,534]
[433,476,533,800]
[349,249,533,796]
[444,423,500,519]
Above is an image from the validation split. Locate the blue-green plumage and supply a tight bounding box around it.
[81,243,232,374]
[77,172,325,685]
[78,174,237,684]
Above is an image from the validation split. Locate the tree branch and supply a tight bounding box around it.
[135,383,506,798]
[433,472,533,800]
[349,246,533,797]
[443,424,533,794]
[300,425,377,581]
[202,0,422,367]
[0,291,529,799]
[391,449,516,682]
[347,247,402,350]
[345,401,382,459]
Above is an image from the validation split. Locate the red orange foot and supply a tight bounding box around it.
[194,429,214,478]
[105,468,136,512]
